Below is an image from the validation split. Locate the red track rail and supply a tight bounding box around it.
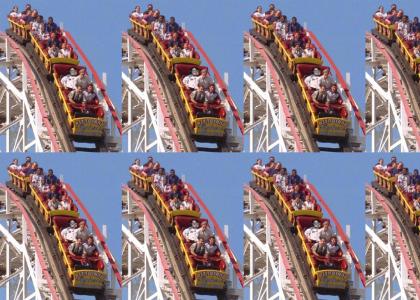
[306,182,366,287]
[244,184,303,299]
[366,32,420,148]
[186,30,245,136]
[0,183,60,300]
[123,185,181,300]
[64,183,122,287]
[0,32,60,152]
[187,182,244,287]
[245,32,304,152]
[123,32,182,152]
[64,31,123,136]
[366,184,420,295]
[307,30,366,135]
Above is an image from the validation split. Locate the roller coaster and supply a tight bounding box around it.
[0,5,121,152]
[366,5,420,152]
[244,159,365,299]
[122,158,243,299]
[0,158,121,299]
[367,158,420,298]
[244,6,365,152]
[122,5,243,152]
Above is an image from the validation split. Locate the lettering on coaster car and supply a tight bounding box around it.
[74,118,105,137]
[194,270,227,289]
[73,270,106,289]
[316,270,349,289]
[317,118,348,137]
[195,118,227,137]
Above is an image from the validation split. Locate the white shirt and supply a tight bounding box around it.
[397,22,410,36]
[153,174,165,189]
[39,185,50,193]
[303,200,314,210]
[48,47,59,58]
[131,164,143,172]
[8,163,20,171]
[31,174,43,188]
[275,174,288,190]
[59,48,71,58]
[9,12,20,18]
[292,199,303,210]
[414,199,420,210]
[181,200,192,210]
[397,174,410,190]
[275,21,288,38]
[253,12,265,18]
[182,74,199,90]
[303,48,314,58]
[61,75,77,90]
[304,74,321,90]
[60,201,71,210]
[374,163,387,171]
[183,226,199,241]
[375,12,387,18]
[163,184,171,193]
[131,12,143,19]
[292,47,303,58]
[153,22,165,37]
[304,227,320,241]
[253,163,264,171]
[414,48,420,58]
[180,48,192,58]
[31,22,42,34]
[61,227,77,242]
[38,32,50,41]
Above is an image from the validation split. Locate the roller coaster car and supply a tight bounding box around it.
[373,169,420,228]
[7,170,31,195]
[395,185,420,226]
[129,17,152,43]
[273,32,323,72]
[296,216,349,291]
[174,216,228,291]
[151,185,200,223]
[273,184,323,223]
[250,170,274,196]
[174,64,228,140]
[296,64,349,139]
[7,170,80,222]
[29,33,79,73]
[373,170,397,195]
[29,184,79,223]
[395,32,420,73]
[52,216,106,291]
[372,17,396,44]
[7,17,31,43]
[52,64,105,139]
[251,18,274,43]
[151,31,201,72]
